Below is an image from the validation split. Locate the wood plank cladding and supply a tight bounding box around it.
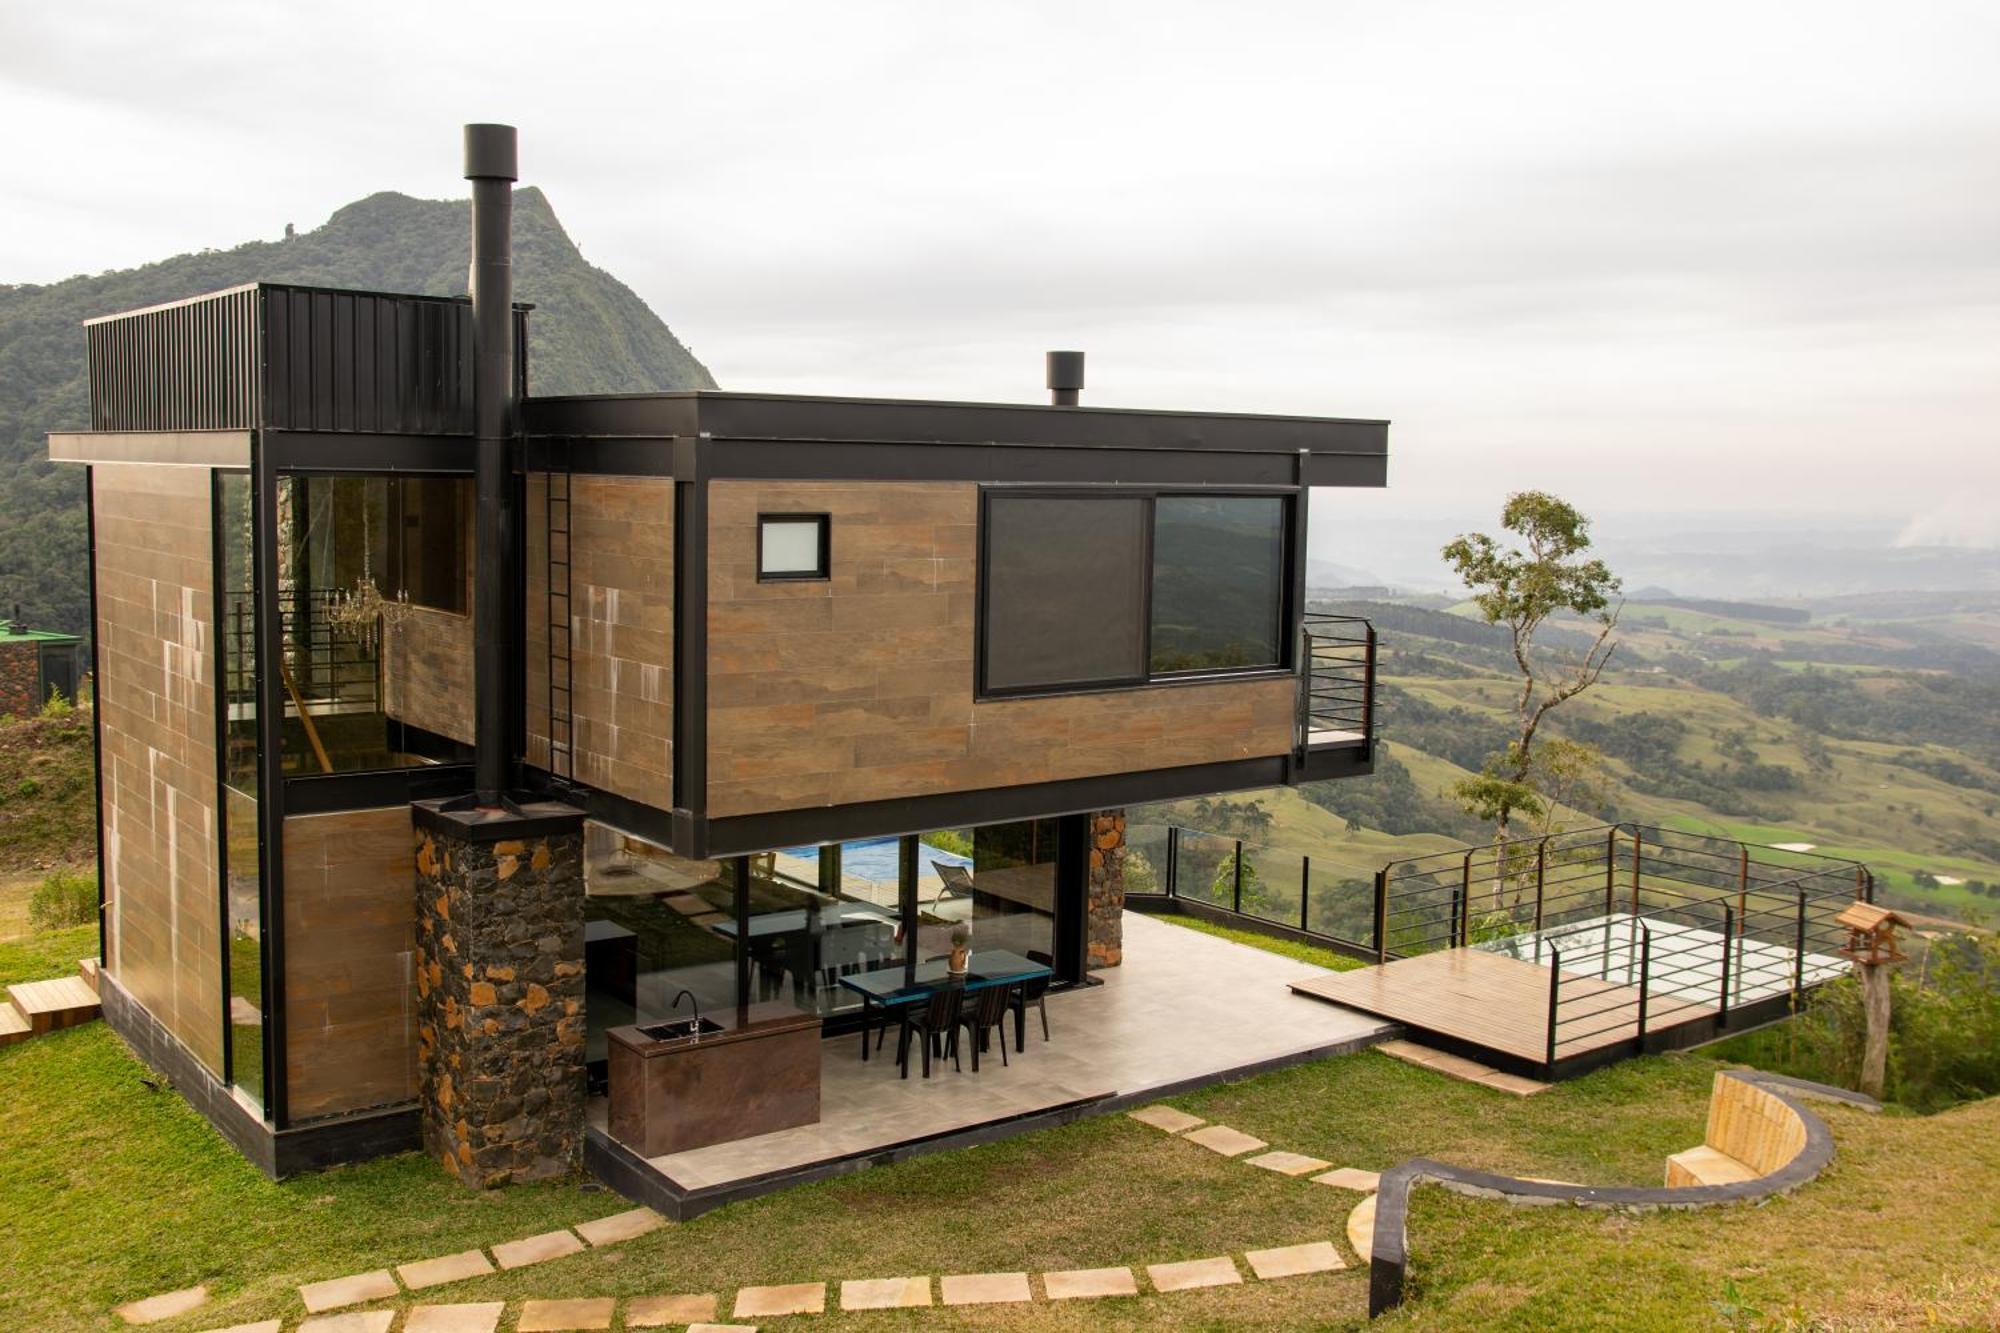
[704,481,1296,819]
[525,474,673,805]
[282,807,417,1119]
[383,605,473,745]
[92,463,224,1074]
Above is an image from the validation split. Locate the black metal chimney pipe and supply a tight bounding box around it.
[1046,350,1085,406]
[465,124,516,806]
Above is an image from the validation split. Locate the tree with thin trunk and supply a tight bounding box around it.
[1443,492,1621,909]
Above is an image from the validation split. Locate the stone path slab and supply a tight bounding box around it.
[517,1297,616,1331]
[492,1229,586,1270]
[940,1272,1033,1306]
[839,1277,932,1310]
[403,1304,506,1333]
[397,1249,495,1291]
[733,1282,826,1318]
[116,1284,211,1325]
[624,1293,720,1326]
[574,1206,666,1247]
[1246,1150,1332,1176]
[1245,1241,1346,1280]
[1127,1105,1206,1134]
[299,1271,398,1314]
[1183,1124,1268,1157]
[689,1326,758,1333]
[297,1314,394,1333]
[1042,1266,1139,1300]
[1147,1256,1243,1292]
[198,1322,282,1333]
[1347,1194,1379,1263]
[1312,1167,1381,1192]
[1377,1038,1550,1096]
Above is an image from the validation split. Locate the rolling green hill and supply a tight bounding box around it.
[0,188,715,637]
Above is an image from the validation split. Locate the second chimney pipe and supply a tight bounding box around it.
[465,124,516,806]
[1046,350,1084,406]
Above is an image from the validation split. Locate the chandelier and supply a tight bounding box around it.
[324,495,415,651]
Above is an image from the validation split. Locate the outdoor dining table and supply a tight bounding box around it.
[836,949,1053,1063]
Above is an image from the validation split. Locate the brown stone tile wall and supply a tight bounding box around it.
[524,474,673,805]
[93,463,224,1074]
[705,480,1297,819]
[382,608,474,745]
[282,807,417,1118]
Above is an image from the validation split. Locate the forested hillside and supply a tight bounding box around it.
[0,188,715,636]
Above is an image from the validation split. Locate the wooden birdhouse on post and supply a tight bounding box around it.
[1835,901,1906,1100]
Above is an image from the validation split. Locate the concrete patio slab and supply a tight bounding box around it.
[1127,1105,1205,1134]
[624,1293,720,1326]
[940,1272,1033,1306]
[403,1303,506,1333]
[1312,1167,1381,1192]
[1042,1267,1139,1300]
[491,1229,585,1270]
[115,1284,210,1325]
[396,1249,495,1291]
[299,1270,397,1314]
[297,1315,394,1333]
[1183,1125,1267,1157]
[517,1297,616,1331]
[839,1277,932,1310]
[1246,1150,1332,1176]
[733,1282,826,1318]
[1245,1241,1346,1280]
[574,1206,665,1246]
[1146,1256,1243,1292]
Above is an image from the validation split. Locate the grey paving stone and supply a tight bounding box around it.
[297,1314,395,1333]
[574,1206,666,1247]
[396,1248,495,1291]
[732,1282,826,1318]
[1182,1124,1268,1157]
[1146,1256,1243,1292]
[517,1297,616,1331]
[115,1285,210,1325]
[1244,1241,1346,1280]
[623,1292,720,1326]
[839,1277,932,1310]
[491,1229,585,1270]
[403,1304,506,1333]
[1246,1150,1333,1176]
[298,1270,398,1314]
[1126,1105,1206,1134]
[1042,1266,1139,1300]
[939,1272,1032,1306]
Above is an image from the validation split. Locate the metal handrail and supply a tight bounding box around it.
[1300,613,1375,748]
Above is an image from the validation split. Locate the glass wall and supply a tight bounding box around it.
[931,820,1058,966]
[1149,495,1286,673]
[217,471,264,1109]
[276,474,474,774]
[754,837,910,1018]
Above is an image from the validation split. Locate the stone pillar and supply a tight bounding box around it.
[413,799,586,1188]
[1087,809,1126,969]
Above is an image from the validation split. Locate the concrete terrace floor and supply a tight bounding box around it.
[612,911,1395,1193]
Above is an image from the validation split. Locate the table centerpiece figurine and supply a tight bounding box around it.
[947,925,971,976]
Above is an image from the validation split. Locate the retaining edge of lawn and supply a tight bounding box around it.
[1366,1069,1880,1318]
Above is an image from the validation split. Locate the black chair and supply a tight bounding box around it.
[956,984,1014,1072]
[1012,949,1054,1046]
[895,986,964,1080]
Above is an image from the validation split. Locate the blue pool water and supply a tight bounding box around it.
[781,835,971,883]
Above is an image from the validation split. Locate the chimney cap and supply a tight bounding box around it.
[464,124,518,182]
[1046,349,1086,392]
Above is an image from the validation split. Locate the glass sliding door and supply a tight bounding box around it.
[217,471,265,1109]
[928,820,1059,967]
[755,837,912,1017]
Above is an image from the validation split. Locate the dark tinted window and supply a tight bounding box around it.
[982,495,1148,692]
[1150,496,1286,672]
[397,476,469,614]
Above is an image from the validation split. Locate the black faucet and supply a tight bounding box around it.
[670,988,701,1039]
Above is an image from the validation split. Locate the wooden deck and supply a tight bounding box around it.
[1291,947,1715,1067]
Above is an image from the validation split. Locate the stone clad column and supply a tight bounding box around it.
[412,799,586,1187]
[1087,810,1126,969]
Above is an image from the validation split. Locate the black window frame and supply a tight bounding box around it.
[974,484,1297,701]
[756,512,832,583]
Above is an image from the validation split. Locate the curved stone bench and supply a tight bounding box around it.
[1365,1070,1878,1318]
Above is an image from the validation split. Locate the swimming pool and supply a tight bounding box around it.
[780,835,970,884]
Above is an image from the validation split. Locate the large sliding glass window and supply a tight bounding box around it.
[923,821,1058,967]
[977,488,1290,697]
[217,471,265,1109]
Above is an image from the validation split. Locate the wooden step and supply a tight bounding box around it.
[0,1003,30,1048]
[7,976,101,1035]
[78,956,99,994]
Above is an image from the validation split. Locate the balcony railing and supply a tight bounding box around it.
[1301,613,1374,750]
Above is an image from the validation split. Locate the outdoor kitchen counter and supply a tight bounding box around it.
[606,1001,821,1157]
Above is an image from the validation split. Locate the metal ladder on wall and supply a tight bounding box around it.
[543,442,575,784]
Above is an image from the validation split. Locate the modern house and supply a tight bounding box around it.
[48,126,1387,1190]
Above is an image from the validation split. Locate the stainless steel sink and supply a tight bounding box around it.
[638,1017,724,1041]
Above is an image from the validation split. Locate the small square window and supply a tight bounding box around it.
[758,513,830,581]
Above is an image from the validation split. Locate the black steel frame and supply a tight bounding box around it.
[754,512,831,582]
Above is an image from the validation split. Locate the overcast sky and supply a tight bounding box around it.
[4,1,1997,560]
